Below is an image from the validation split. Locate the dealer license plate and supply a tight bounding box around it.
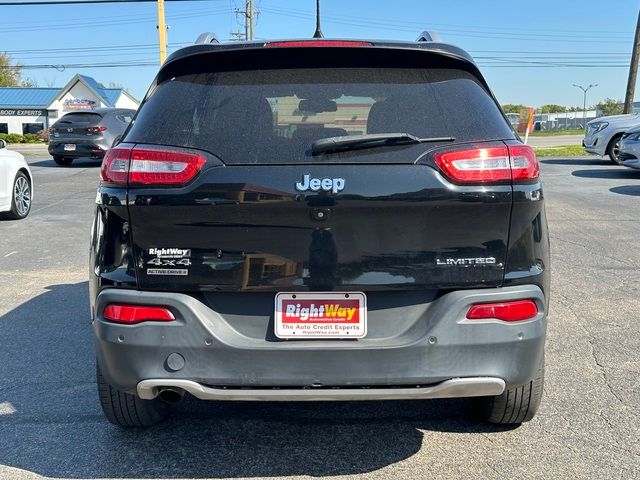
[274,292,367,339]
[64,144,76,151]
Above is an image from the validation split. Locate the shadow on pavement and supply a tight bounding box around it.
[29,157,102,168]
[571,168,640,180]
[0,282,513,479]
[540,158,610,166]
[610,185,640,196]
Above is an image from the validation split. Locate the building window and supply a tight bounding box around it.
[0,123,8,134]
[22,123,43,135]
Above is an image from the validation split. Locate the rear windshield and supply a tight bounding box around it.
[126,68,514,164]
[55,112,102,125]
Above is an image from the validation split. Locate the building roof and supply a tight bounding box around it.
[76,74,115,106]
[0,87,60,108]
[0,75,138,110]
[101,88,122,106]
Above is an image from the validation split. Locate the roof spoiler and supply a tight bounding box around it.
[195,32,220,45]
[416,31,442,42]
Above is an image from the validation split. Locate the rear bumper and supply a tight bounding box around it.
[48,141,108,159]
[94,285,547,397]
[137,377,506,401]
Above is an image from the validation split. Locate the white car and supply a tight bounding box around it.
[0,139,33,220]
[583,114,640,164]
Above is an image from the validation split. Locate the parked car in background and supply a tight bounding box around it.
[617,125,640,170]
[0,139,32,220]
[48,108,135,166]
[583,113,640,164]
[92,34,549,428]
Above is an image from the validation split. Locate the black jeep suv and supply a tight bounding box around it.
[91,35,550,427]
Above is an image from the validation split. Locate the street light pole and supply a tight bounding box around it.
[573,83,597,131]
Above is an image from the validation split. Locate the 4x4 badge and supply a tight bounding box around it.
[295,174,345,194]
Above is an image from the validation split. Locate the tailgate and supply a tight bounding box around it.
[128,163,511,291]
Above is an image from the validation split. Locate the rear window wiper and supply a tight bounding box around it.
[311,133,455,155]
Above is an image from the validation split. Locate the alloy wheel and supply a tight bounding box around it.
[14,175,31,217]
[612,139,621,161]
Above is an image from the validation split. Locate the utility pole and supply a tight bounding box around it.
[573,83,597,130]
[232,0,256,41]
[157,0,168,64]
[246,0,254,41]
[625,9,640,114]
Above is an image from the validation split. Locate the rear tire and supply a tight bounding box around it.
[606,134,623,164]
[96,365,174,427]
[476,361,544,425]
[53,155,73,166]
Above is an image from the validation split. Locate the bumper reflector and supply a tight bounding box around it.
[103,305,175,324]
[466,300,538,322]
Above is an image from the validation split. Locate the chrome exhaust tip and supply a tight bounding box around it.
[157,387,185,404]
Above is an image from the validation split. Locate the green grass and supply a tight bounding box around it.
[533,145,589,157]
[528,129,585,137]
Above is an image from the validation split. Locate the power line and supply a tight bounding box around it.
[261,4,633,38]
[470,50,631,55]
[0,0,215,5]
[260,6,631,44]
[0,7,230,32]
[2,42,192,54]
[0,59,159,69]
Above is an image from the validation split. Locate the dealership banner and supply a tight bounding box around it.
[63,98,96,110]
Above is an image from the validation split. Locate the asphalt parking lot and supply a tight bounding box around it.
[0,155,639,480]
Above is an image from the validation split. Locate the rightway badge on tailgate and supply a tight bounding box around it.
[146,247,192,276]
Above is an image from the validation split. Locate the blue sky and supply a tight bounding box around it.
[0,0,638,107]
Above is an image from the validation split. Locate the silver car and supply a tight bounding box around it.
[48,108,135,166]
[618,126,640,170]
[583,114,640,164]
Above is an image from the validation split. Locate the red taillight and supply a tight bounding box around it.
[103,304,175,324]
[129,148,206,185]
[264,40,372,48]
[508,144,540,181]
[99,146,206,186]
[100,146,131,185]
[87,126,107,134]
[466,300,538,322]
[434,144,539,184]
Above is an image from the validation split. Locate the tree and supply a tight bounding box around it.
[501,104,528,114]
[539,104,567,113]
[0,52,37,87]
[0,52,22,87]
[597,98,624,116]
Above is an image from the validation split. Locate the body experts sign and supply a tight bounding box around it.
[0,109,45,117]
